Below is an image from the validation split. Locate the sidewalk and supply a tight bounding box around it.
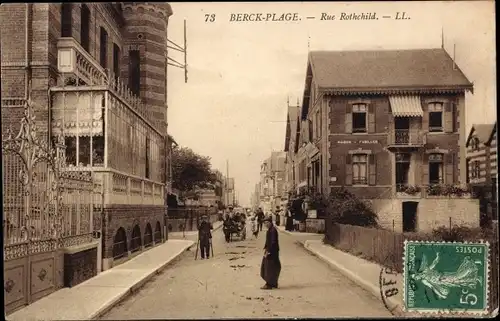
[301,239,407,317]
[7,239,194,321]
[167,220,223,239]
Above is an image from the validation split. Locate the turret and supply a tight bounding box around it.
[121,2,173,135]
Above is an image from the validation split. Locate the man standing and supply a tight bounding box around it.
[256,207,265,232]
[198,215,213,259]
[274,206,281,226]
[260,217,281,289]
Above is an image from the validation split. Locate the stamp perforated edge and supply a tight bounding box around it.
[402,240,490,316]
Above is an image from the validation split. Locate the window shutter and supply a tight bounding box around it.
[445,152,454,184]
[345,105,352,133]
[423,154,429,186]
[422,103,429,132]
[345,154,352,185]
[368,103,375,133]
[369,154,376,185]
[444,102,453,133]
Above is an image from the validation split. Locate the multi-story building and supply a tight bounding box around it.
[466,123,497,226]
[296,48,479,232]
[1,3,173,286]
[259,152,286,213]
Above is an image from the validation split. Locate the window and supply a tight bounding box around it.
[428,102,443,132]
[471,160,481,179]
[352,154,368,185]
[129,50,141,96]
[395,153,411,191]
[428,153,444,184]
[92,136,104,166]
[99,27,108,69]
[113,43,121,78]
[80,4,90,52]
[65,137,77,166]
[352,103,367,133]
[79,137,91,166]
[61,3,72,37]
[471,137,480,151]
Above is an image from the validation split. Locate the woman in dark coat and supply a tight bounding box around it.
[260,217,281,289]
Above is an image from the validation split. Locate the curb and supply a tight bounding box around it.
[300,240,406,317]
[90,241,194,320]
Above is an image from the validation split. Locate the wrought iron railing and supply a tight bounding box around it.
[388,129,425,146]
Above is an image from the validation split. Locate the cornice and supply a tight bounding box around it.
[321,85,473,96]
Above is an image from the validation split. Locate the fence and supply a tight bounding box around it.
[324,219,499,313]
[167,207,219,232]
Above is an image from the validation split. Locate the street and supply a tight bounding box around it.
[100,225,392,319]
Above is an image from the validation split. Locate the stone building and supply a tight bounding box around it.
[466,122,497,226]
[1,2,174,280]
[295,48,480,232]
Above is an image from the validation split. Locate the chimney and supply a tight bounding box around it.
[453,43,457,70]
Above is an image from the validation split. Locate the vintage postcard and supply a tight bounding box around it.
[1,1,497,319]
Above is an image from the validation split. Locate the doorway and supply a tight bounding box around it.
[402,201,418,232]
[394,117,410,144]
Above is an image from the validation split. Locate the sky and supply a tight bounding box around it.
[166,1,496,207]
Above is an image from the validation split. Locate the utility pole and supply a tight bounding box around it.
[226,159,229,206]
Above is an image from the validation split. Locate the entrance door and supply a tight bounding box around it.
[402,201,418,232]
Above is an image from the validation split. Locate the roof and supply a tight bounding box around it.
[167,134,178,146]
[466,123,496,146]
[308,48,473,90]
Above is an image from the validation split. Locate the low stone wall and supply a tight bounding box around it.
[305,218,326,233]
[167,214,219,232]
[64,243,98,287]
[370,198,480,232]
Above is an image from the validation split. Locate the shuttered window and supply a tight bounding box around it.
[445,152,455,184]
[99,27,108,69]
[352,103,367,133]
[80,5,90,52]
[129,50,141,96]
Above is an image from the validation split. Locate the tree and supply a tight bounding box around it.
[326,188,379,227]
[171,146,216,200]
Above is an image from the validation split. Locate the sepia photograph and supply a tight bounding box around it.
[1,1,497,319]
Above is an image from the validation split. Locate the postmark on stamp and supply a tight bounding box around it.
[403,240,490,315]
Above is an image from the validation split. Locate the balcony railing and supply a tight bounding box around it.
[387,129,425,147]
[56,37,154,126]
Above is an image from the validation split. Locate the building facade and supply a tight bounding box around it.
[296,48,479,232]
[1,3,173,284]
[466,123,497,226]
[259,152,286,213]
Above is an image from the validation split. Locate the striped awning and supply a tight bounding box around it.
[389,95,423,117]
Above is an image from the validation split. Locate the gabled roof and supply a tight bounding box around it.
[466,123,496,147]
[308,48,473,90]
[284,105,299,151]
[486,122,497,145]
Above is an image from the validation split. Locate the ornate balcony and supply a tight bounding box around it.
[387,129,426,150]
[57,37,107,86]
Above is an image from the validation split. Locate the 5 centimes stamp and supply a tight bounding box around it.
[403,241,490,315]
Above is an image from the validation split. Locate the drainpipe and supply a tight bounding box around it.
[25,3,31,99]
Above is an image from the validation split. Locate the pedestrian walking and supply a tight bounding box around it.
[260,217,281,290]
[256,207,265,232]
[285,207,294,231]
[274,206,281,226]
[251,216,259,238]
[198,215,213,259]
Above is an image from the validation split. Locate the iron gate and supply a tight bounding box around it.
[2,94,98,314]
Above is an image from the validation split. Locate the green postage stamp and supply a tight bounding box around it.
[403,241,490,315]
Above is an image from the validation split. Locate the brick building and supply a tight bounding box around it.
[1,3,173,273]
[466,123,497,226]
[292,48,480,232]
